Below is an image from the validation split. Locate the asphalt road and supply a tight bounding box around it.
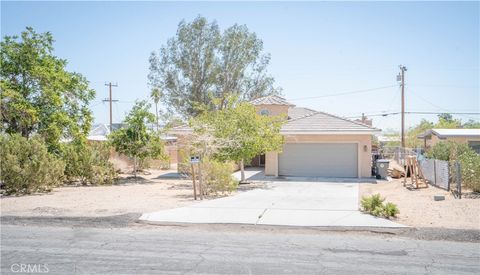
[1,223,479,275]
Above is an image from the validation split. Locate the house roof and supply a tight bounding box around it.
[418,128,480,139]
[288,107,317,120]
[281,111,380,134]
[170,99,379,135]
[250,95,295,106]
[87,123,177,141]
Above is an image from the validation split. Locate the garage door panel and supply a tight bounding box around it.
[278,143,358,178]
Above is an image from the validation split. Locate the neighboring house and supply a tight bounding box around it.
[88,123,178,170]
[377,135,401,147]
[87,123,126,141]
[417,128,480,153]
[173,95,380,178]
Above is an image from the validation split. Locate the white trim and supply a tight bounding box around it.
[281,131,380,135]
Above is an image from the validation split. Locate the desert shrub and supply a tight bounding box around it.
[425,141,471,161]
[201,158,238,196]
[360,194,399,218]
[61,142,117,185]
[458,150,480,192]
[383,202,400,217]
[426,141,480,192]
[0,134,65,195]
[360,194,384,212]
[371,206,385,217]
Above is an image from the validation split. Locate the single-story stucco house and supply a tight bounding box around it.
[173,95,380,178]
[417,128,480,153]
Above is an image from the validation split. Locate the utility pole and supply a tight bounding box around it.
[398,65,407,148]
[103,82,118,132]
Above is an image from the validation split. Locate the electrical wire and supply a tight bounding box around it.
[346,111,480,119]
[411,92,479,121]
[287,85,398,101]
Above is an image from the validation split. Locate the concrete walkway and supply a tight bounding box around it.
[141,175,405,227]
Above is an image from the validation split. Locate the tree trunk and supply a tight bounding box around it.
[133,156,137,179]
[240,159,245,183]
[155,103,159,132]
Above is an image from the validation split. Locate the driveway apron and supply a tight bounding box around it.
[141,180,405,227]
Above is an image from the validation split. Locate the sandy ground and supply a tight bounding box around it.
[0,170,202,217]
[359,179,480,230]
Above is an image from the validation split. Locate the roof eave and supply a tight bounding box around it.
[280,130,381,135]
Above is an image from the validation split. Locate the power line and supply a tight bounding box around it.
[408,84,479,89]
[412,92,479,121]
[287,85,397,101]
[346,111,480,119]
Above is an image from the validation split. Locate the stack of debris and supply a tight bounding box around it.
[387,160,405,178]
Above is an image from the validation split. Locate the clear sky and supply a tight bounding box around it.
[2,1,479,132]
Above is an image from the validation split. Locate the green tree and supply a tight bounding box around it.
[148,16,220,117]
[108,100,167,177]
[150,87,162,131]
[214,24,279,109]
[197,99,284,182]
[148,16,280,118]
[462,119,480,129]
[436,113,462,129]
[406,119,434,148]
[0,27,95,153]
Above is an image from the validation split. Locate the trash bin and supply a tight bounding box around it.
[376,159,390,180]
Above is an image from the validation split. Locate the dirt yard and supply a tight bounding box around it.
[360,179,480,230]
[0,170,201,217]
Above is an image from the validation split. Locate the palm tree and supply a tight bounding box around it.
[150,88,162,131]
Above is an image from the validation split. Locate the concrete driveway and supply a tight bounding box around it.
[141,170,405,227]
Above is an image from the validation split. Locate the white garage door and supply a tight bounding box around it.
[278,143,358,178]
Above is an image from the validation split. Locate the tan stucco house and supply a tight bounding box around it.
[173,95,380,178]
[418,128,480,153]
[251,95,380,178]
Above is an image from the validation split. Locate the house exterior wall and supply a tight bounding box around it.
[254,104,290,117]
[265,134,372,178]
[426,135,480,148]
[265,151,279,176]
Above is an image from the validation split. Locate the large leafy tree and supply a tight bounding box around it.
[148,16,220,117]
[0,27,95,152]
[196,99,284,182]
[108,100,166,177]
[436,113,462,129]
[150,87,162,131]
[148,16,280,118]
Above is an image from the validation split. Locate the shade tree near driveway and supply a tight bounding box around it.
[148,15,281,118]
[193,98,284,182]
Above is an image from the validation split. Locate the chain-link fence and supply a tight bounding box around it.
[418,158,450,190]
[418,158,462,198]
[376,146,417,166]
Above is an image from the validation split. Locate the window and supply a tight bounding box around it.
[260,109,270,116]
[468,141,480,154]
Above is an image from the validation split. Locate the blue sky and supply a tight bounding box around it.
[2,1,479,132]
